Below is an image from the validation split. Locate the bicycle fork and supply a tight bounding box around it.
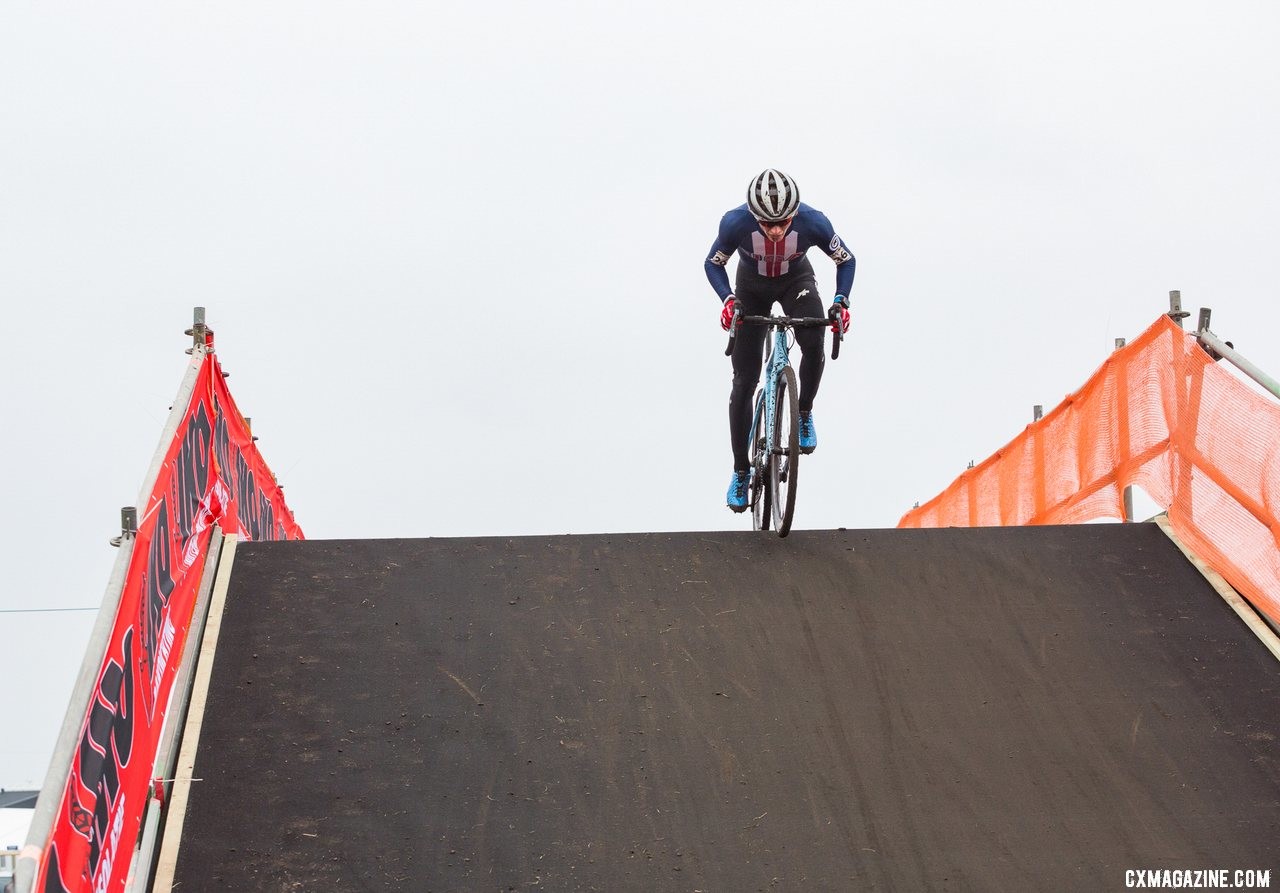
[754,330,792,478]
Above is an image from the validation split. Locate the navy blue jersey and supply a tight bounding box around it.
[704,202,856,303]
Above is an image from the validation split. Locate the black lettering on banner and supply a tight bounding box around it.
[213,395,234,498]
[257,489,276,540]
[213,390,287,542]
[141,501,175,703]
[235,449,257,536]
[69,630,135,876]
[174,403,212,544]
[233,452,278,541]
[42,844,72,893]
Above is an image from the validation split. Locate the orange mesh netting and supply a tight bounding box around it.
[899,314,1280,627]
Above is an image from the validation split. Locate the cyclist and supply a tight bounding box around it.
[705,169,856,512]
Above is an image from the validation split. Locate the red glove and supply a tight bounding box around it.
[720,296,737,332]
[828,299,850,335]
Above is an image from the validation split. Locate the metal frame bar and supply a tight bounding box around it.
[763,325,789,448]
[1114,337,1135,522]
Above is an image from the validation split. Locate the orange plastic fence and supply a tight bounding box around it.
[899,314,1280,627]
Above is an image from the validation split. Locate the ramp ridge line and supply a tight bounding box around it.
[150,534,240,891]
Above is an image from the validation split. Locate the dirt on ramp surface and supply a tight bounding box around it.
[170,524,1280,891]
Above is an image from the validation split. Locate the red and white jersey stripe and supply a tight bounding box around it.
[750,230,801,277]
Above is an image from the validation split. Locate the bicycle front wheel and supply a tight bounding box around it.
[749,388,771,531]
[770,365,800,536]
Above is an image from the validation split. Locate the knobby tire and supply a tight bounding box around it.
[771,365,800,537]
[749,388,771,531]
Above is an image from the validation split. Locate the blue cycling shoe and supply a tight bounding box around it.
[799,411,817,454]
[726,469,750,513]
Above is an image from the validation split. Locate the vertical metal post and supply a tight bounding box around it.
[1168,290,1189,327]
[185,307,207,355]
[1113,338,1134,522]
[1179,312,1213,526]
[1031,404,1046,519]
[110,507,138,547]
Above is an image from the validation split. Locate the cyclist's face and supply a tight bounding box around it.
[758,217,793,242]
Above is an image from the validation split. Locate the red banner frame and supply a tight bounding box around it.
[34,336,302,893]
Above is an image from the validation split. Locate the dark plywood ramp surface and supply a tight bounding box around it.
[171,524,1280,891]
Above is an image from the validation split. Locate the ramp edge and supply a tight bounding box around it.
[150,534,240,891]
[1156,515,1280,663]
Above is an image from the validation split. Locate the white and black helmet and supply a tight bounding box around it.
[747,169,800,222]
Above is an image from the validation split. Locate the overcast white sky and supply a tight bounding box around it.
[3,2,1278,788]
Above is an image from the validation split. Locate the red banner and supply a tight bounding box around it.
[35,339,302,893]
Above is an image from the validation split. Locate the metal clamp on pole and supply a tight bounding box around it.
[1168,290,1190,326]
[1197,308,1226,360]
[184,306,209,355]
[110,506,138,548]
[1196,308,1280,402]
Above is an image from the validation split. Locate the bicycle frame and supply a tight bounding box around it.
[748,324,794,471]
[725,311,841,536]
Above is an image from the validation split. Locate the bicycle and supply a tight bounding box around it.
[725,311,842,537]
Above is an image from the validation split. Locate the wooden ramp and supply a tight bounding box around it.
[161,524,1280,891]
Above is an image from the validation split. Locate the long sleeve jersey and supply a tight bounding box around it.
[704,202,856,302]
